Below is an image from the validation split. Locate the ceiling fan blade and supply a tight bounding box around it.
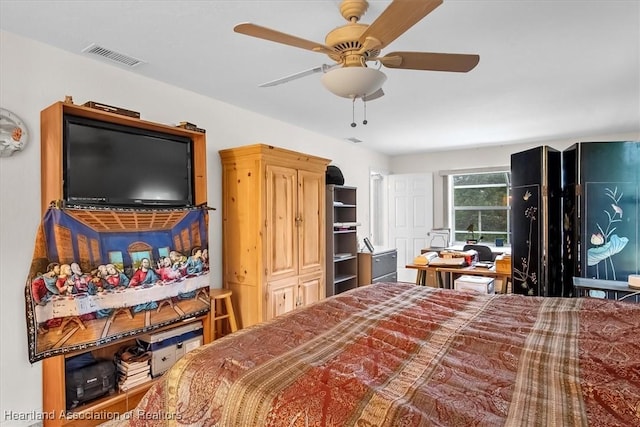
[259,64,339,87]
[358,0,443,50]
[234,23,335,55]
[379,51,479,72]
[363,88,385,102]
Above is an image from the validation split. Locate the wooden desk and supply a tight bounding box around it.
[406,264,512,293]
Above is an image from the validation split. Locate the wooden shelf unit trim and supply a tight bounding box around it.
[61,383,149,427]
[219,143,330,165]
[42,318,212,427]
[40,100,211,427]
[40,101,208,213]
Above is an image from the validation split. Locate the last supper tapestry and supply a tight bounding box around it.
[25,206,211,363]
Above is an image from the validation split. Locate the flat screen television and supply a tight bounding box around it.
[63,114,194,208]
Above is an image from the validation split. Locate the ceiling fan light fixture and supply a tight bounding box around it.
[321,67,387,99]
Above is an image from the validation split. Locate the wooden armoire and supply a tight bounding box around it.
[219,144,330,328]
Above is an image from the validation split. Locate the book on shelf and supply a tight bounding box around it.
[118,373,152,391]
[119,369,150,382]
[334,253,352,260]
[176,121,206,133]
[115,351,151,389]
[116,353,150,368]
[117,356,149,366]
[118,361,149,371]
[117,362,150,376]
[82,101,140,119]
[334,222,361,230]
[118,363,151,382]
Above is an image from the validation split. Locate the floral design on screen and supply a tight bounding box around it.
[513,191,537,295]
[587,187,628,280]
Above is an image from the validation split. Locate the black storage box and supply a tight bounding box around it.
[65,359,116,409]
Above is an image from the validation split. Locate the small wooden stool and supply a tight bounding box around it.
[210,288,238,340]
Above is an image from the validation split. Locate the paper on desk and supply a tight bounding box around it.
[413,252,438,265]
[428,257,467,266]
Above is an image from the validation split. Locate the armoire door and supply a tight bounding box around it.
[266,164,298,280]
[298,272,323,307]
[266,276,297,319]
[297,169,325,277]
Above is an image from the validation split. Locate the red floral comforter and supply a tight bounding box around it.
[115,283,640,426]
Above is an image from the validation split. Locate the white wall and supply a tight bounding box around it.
[0,30,389,426]
[390,136,639,228]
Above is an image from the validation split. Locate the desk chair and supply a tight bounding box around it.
[463,244,494,262]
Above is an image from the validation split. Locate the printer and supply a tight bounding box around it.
[454,275,495,294]
[139,320,203,377]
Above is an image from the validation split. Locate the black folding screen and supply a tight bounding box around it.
[511,141,639,297]
[563,142,639,287]
[511,146,562,296]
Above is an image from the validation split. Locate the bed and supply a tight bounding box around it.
[113,282,640,426]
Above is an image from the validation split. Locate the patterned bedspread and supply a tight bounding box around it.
[115,283,640,426]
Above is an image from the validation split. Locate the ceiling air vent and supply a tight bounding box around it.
[346,137,362,144]
[81,43,145,67]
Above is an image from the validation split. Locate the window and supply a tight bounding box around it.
[108,251,124,271]
[158,246,170,258]
[130,250,152,269]
[448,171,511,244]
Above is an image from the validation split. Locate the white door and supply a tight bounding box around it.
[388,173,434,282]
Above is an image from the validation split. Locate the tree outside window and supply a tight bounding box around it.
[450,172,511,244]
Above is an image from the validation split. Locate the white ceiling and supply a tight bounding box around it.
[1,0,639,156]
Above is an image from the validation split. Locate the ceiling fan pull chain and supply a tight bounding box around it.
[351,98,357,127]
[363,99,368,125]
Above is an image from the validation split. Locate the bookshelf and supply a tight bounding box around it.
[326,185,359,296]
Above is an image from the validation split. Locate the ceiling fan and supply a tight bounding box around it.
[234,0,479,101]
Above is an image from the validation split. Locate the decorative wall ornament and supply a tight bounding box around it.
[25,206,211,363]
[0,107,28,157]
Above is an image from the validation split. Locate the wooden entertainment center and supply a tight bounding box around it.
[39,100,212,426]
